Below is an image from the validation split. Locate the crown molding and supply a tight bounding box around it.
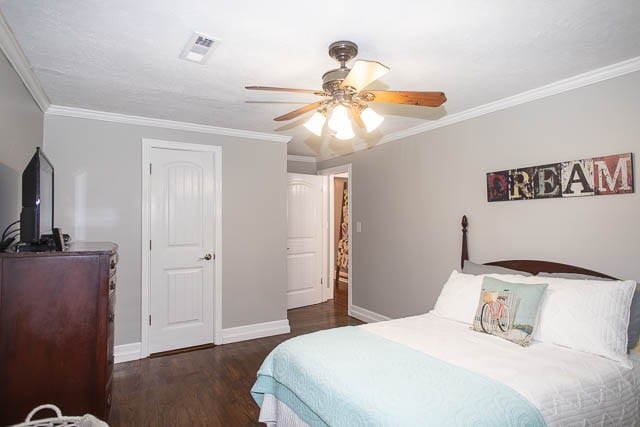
[0,11,50,111]
[287,155,317,163]
[46,105,292,143]
[318,55,640,161]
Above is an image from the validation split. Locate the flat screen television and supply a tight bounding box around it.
[20,147,54,243]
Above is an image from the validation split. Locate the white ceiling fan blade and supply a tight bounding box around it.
[340,60,390,91]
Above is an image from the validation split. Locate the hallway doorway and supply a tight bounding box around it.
[318,164,352,316]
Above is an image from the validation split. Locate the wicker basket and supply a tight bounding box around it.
[10,405,108,427]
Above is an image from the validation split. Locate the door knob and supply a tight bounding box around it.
[200,253,213,261]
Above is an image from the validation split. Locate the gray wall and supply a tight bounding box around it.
[287,159,317,174]
[43,115,288,345]
[0,50,43,230]
[318,71,640,319]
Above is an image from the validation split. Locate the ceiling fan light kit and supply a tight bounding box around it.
[328,104,349,132]
[303,111,326,136]
[327,104,355,140]
[360,107,384,132]
[246,41,446,141]
[335,123,355,140]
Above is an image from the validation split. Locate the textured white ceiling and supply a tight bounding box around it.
[2,0,640,158]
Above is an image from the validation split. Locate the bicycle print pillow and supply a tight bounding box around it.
[472,277,548,346]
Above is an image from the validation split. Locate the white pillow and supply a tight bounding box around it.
[432,271,535,325]
[431,271,483,324]
[532,277,635,364]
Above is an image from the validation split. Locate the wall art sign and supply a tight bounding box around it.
[487,153,634,202]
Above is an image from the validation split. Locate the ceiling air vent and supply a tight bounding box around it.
[180,32,220,64]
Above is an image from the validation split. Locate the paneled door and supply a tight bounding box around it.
[149,147,215,353]
[287,173,323,309]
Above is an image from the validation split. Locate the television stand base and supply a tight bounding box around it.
[15,242,54,253]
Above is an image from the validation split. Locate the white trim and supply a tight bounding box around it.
[140,138,223,358]
[317,164,352,312]
[114,342,142,364]
[287,155,317,163]
[0,12,50,111]
[221,319,291,344]
[349,305,391,323]
[320,176,331,302]
[318,55,640,161]
[46,105,291,143]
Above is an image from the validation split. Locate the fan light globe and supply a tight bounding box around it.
[328,104,350,133]
[303,112,326,136]
[360,107,384,132]
[335,122,355,140]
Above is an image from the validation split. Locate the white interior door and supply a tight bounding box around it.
[149,147,215,353]
[287,173,323,309]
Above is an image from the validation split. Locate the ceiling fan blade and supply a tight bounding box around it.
[362,90,446,107]
[340,60,390,91]
[350,106,365,129]
[245,86,325,96]
[274,101,323,121]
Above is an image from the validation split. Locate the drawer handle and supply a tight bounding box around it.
[110,260,116,269]
[109,281,116,291]
[108,313,115,322]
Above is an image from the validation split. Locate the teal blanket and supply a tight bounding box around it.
[251,327,545,427]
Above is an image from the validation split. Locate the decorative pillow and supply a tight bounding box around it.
[463,260,532,276]
[431,270,483,325]
[472,277,548,346]
[531,277,636,364]
[538,272,640,352]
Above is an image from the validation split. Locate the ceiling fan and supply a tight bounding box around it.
[246,41,446,140]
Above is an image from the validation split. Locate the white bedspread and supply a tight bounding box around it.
[259,313,640,426]
[361,313,640,426]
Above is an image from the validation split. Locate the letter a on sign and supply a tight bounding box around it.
[562,159,594,197]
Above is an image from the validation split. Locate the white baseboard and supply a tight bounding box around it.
[114,342,142,364]
[114,319,290,362]
[221,319,291,344]
[348,305,391,323]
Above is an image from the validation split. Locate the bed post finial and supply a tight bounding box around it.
[461,215,469,270]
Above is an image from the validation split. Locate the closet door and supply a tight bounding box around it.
[286,173,323,309]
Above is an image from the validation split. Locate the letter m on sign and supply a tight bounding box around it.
[593,153,634,195]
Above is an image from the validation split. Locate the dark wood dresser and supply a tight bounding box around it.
[0,242,117,425]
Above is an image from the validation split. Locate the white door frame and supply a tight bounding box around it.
[317,164,353,314]
[141,138,223,357]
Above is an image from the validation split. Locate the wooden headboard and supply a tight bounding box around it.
[460,215,618,280]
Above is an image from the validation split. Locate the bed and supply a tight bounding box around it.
[252,216,640,426]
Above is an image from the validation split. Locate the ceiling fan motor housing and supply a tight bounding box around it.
[322,68,351,96]
[328,40,358,65]
[323,41,359,97]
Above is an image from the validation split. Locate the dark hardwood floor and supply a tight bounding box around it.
[110,287,358,426]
